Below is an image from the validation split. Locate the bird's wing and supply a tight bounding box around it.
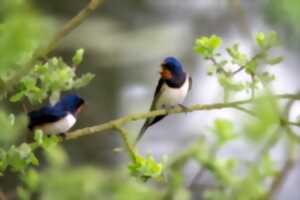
[149,78,165,111]
[135,78,167,143]
[27,106,67,130]
[188,76,192,91]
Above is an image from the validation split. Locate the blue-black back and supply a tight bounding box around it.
[27,106,66,130]
[27,94,84,130]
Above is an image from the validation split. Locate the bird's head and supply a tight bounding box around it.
[56,94,85,115]
[160,57,184,80]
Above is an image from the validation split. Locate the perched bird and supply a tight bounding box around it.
[136,57,192,143]
[28,94,85,136]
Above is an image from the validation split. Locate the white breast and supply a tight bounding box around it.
[36,113,76,135]
[155,75,190,109]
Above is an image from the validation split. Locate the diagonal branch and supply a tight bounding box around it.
[1,0,105,97]
[114,125,136,162]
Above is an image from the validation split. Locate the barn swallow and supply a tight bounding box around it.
[28,94,84,135]
[136,57,192,143]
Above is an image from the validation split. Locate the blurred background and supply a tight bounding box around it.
[2,0,300,199]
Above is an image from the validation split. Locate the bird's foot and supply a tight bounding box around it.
[163,105,176,112]
[178,104,189,114]
[58,133,67,140]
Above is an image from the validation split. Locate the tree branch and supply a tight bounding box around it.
[64,93,300,141]
[1,0,105,97]
[66,100,250,140]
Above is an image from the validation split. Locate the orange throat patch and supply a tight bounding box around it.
[160,69,172,80]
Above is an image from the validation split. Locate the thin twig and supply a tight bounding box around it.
[188,144,219,190]
[114,125,136,162]
[232,105,256,116]
[232,66,244,75]
[266,145,296,199]
[0,0,105,97]
[232,53,264,75]
[209,57,230,76]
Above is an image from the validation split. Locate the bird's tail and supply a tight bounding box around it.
[134,120,150,145]
[134,115,166,145]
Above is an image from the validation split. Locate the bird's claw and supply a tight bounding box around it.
[58,133,67,140]
[178,104,189,114]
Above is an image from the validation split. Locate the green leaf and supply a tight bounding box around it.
[33,64,48,74]
[245,59,257,74]
[245,95,280,140]
[72,48,85,65]
[218,74,245,91]
[34,130,44,146]
[256,32,265,48]
[8,113,15,126]
[73,73,95,89]
[207,66,217,76]
[255,31,278,50]
[7,144,31,172]
[260,154,277,177]
[209,35,223,50]
[259,72,275,84]
[214,118,236,144]
[10,91,25,102]
[267,31,279,48]
[22,78,37,89]
[44,145,68,168]
[226,44,248,66]
[128,152,164,181]
[42,135,60,149]
[21,169,40,191]
[266,56,283,65]
[194,35,222,58]
[17,186,31,200]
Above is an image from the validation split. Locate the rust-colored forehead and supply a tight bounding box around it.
[160,68,172,80]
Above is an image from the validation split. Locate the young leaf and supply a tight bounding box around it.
[266,56,283,65]
[10,91,25,102]
[194,35,222,58]
[73,73,95,89]
[256,32,265,49]
[72,48,85,66]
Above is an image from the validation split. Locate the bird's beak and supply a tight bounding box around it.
[160,68,172,80]
[75,104,85,116]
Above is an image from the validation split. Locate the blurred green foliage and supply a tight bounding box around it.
[0,112,26,147]
[265,0,300,49]
[0,0,51,75]
[0,0,296,199]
